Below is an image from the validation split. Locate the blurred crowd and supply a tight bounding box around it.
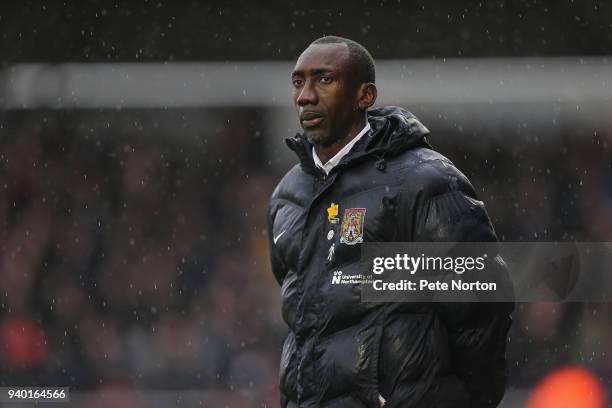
[437,117,612,391]
[0,110,283,406]
[0,109,610,406]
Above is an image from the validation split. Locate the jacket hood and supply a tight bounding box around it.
[286,106,431,175]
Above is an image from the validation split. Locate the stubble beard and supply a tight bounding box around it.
[305,128,337,147]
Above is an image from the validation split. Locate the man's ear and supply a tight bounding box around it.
[357,83,377,110]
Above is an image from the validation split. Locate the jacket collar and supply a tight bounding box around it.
[285,106,431,176]
[312,122,371,175]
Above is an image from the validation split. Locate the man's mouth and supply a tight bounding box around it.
[300,112,324,128]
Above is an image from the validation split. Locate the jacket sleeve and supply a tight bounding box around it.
[413,184,514,407]
[267,197,288,286]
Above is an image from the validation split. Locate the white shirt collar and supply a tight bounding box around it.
[312,122,371,175]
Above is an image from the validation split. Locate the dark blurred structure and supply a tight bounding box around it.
[2,0,612,62]
[0,1,611,407]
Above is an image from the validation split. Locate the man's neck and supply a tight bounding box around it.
[314,116,367,164]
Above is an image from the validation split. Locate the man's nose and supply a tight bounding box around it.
[296,80,317,106]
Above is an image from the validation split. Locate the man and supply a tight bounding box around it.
[267,36,513,407]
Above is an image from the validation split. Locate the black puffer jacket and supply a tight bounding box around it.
[267,106,513,408]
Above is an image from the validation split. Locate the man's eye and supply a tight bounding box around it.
[319,76,332,84]
[292,79,303,87]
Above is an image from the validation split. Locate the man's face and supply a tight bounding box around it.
[291,43,360,146]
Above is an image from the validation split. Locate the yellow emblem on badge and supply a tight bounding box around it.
[340,208,366,245]
[327,203,339,224]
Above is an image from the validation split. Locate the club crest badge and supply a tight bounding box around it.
[327,202,340,224]
[340,208,366,245]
